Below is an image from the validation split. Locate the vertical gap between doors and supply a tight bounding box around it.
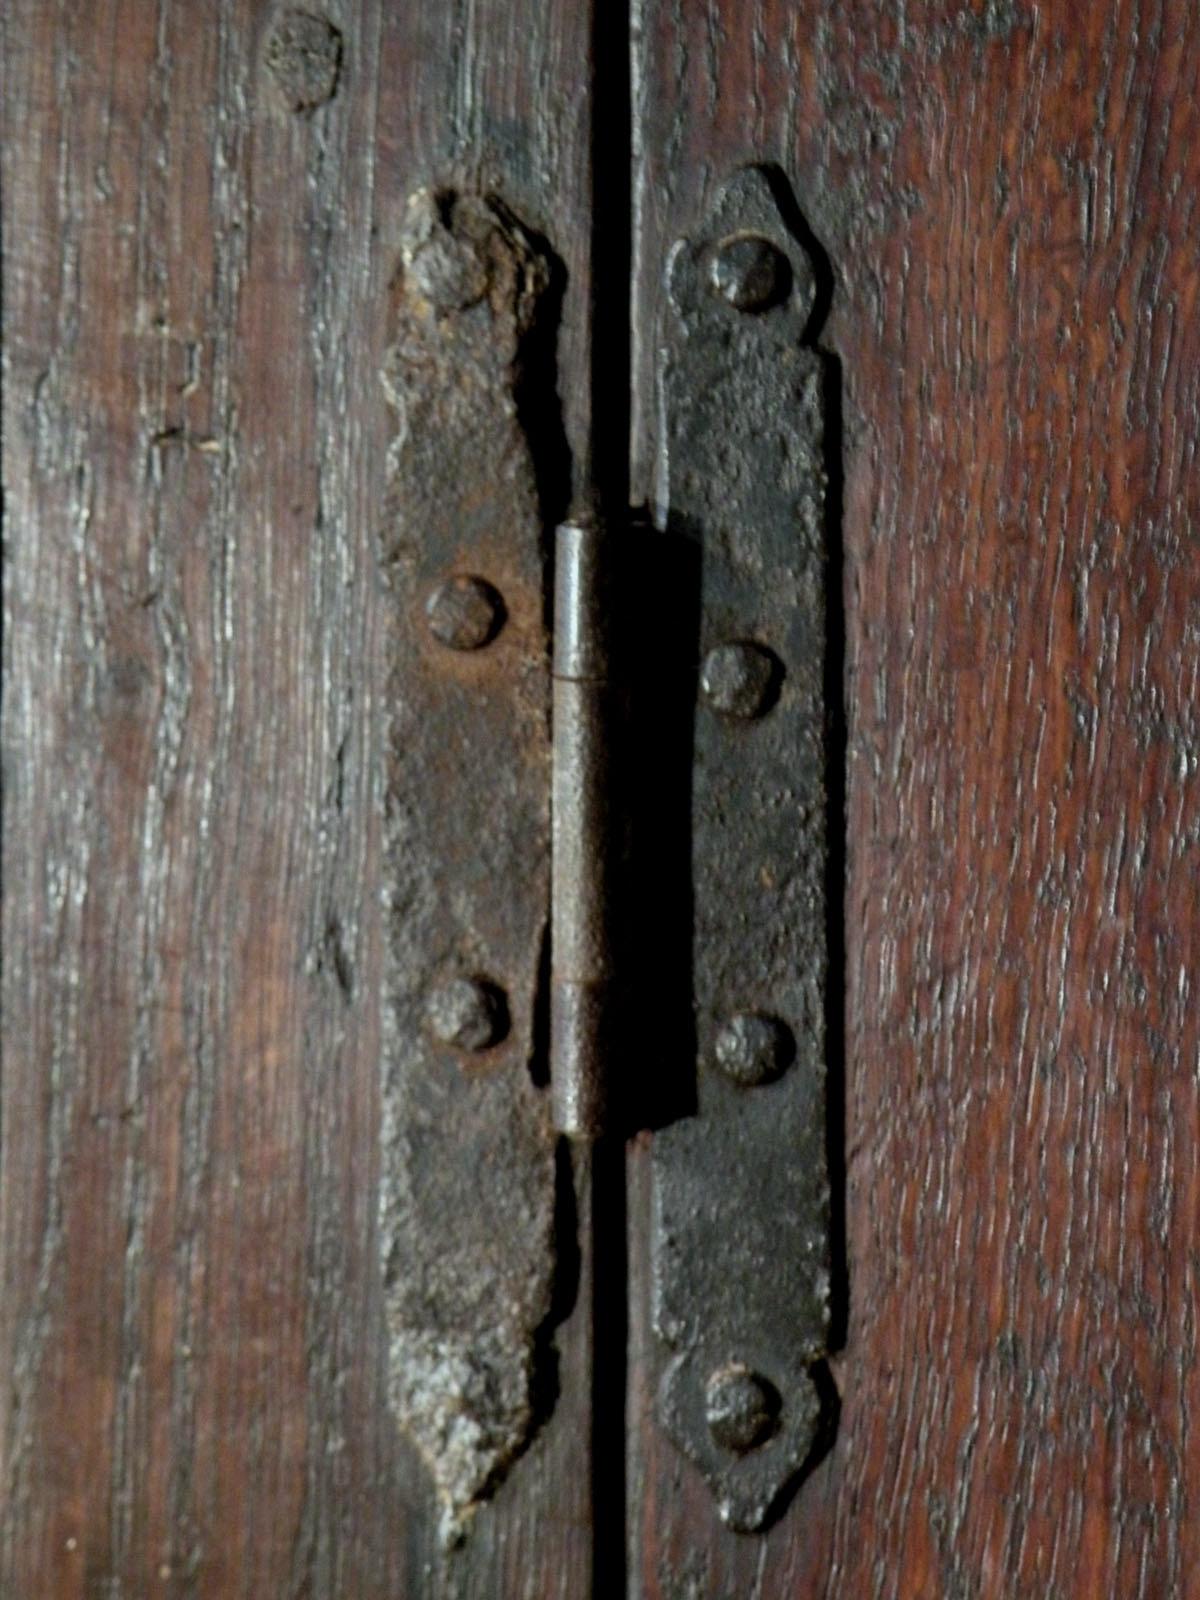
[588,0,632,1592]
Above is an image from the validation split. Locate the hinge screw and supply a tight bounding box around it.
[425,575,505,651]
[427,977,508,1052]
[709,234,791,313]
[713,1012,794,1086]
[705,1364,780,1454]
[700,642,781,719]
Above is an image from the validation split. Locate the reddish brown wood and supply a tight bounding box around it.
[1,2,597,1594]
[630,2,1200,1595]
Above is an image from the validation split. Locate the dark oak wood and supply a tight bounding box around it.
[1,2,597,1594]
[630,2,1200,1596]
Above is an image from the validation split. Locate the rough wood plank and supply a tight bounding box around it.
[1,2,597,1594]
[631,1,1200,1595]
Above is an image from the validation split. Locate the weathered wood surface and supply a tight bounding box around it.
[630,1,1200,1596]
[10,2,1200,1596]
[1,2,598,1595]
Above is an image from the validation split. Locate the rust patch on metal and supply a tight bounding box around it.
[378,190,558,1543]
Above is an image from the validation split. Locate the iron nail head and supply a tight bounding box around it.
[264,9,343,114]
[705,1364,781,1455]
[427,976,508,1052]
[713,1013,794,1087]
[700,641,781,719]
[425,575,505,651]
[709,233,792,313]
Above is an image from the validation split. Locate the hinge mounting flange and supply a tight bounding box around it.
[377,166,839,1541]
[650,165,837,1531]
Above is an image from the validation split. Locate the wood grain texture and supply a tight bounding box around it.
[1,2,596,1594]
[630,1,1200,1596]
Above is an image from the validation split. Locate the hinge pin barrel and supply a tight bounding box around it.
[551,517,622,1138]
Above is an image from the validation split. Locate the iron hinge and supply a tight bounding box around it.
[378,166,837,1538]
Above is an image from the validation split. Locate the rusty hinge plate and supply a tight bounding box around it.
[377,189,559,1544]
[650,167,837,1532]
[376,167,838,1544]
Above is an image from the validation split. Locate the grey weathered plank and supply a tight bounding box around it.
[1,2,597,1594]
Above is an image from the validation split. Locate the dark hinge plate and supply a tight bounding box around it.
[650,167,836,1531]
[378,167,837,1541]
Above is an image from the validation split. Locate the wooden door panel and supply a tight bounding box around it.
[630,3,1200,1596]
[1,2,597,1593]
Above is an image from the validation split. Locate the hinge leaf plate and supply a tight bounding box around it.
[378,189,558,1544]
[651,165,837,1532]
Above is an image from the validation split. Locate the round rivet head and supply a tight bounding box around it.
[705,1365,780,1455]
[709,234,792,313]
[425,575,505,651]
[409,236,491,314]
[714,1012,794,1087]
[700,642,781,719]
[427,977,508,1052]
